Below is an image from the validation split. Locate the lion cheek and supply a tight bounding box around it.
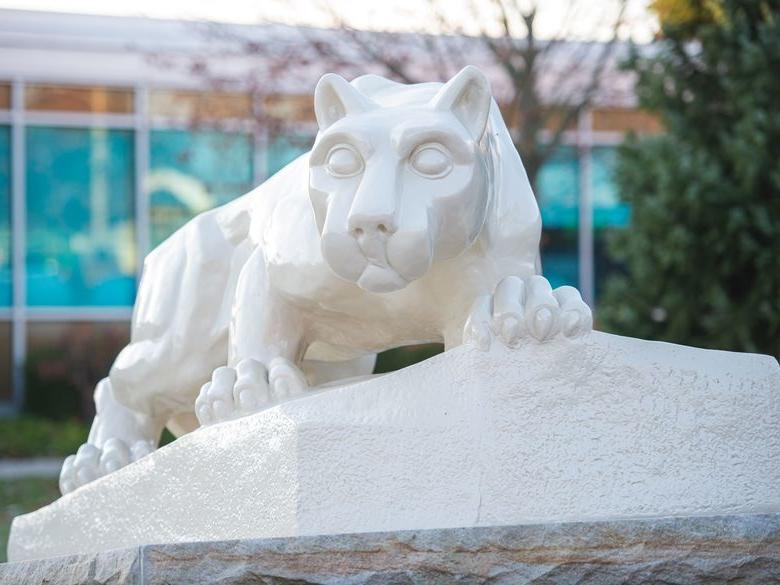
[321,230,368,283]
[386,230,433,283]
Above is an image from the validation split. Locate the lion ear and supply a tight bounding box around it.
[314,73,377,130]
[430,66,491,140]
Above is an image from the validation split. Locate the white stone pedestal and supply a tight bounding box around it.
[8,332,780,562]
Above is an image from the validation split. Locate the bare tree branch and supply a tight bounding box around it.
[161,0,629,190]
[539,0,627,163]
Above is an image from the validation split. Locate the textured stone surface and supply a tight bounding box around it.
[9,332,780,562]
[0,546,139,585]
[2,514,780,584]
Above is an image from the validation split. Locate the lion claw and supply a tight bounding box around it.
[464,275,592,350]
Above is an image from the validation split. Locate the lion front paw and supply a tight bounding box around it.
[59,438,154,495]
[195,357,308,427]
[464,275,592,350]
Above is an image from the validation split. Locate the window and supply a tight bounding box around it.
[537,146,579,289]
[26,127,136,306]
[0,125,10,306]
[592,147,629,229]
[149,129,254,246]
[25,85,134,114]
[264,95,315,123]
[498,105,578,133]
[267,134,314,176]
[592,146,628,299]
[264,94,315,177]
[150,90,252,121]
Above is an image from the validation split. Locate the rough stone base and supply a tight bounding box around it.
[2,513,779,584]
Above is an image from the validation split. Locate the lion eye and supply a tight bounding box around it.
[326,146,363,177]
[410,144,452,178]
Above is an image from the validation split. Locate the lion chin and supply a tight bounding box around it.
[356,264,409,293]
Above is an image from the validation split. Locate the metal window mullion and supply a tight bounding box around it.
[5,75,200,91]
[149,117,255,133]
[251,92,267,184]
[134,86,150,281]
[23,111,136,129]
[26,307,133,321]
[10,78,26,411]
[588,131,625,146]
[577,109,595,308]
[253,128,267,185]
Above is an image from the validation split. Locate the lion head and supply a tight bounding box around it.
[308,66,541,294]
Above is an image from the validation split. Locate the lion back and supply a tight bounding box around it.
[480,102,542,278]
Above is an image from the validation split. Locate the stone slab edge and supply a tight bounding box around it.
[2,512,779,584]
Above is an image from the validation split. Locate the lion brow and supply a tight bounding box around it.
[391,125,471,159]
[311,131,373,164]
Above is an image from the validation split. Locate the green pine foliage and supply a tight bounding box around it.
[600,0,780,359]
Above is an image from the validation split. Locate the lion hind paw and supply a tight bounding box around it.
[59,438,154,495]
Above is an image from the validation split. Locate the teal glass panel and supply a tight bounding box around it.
[149,129,254,247]
[592,146,630,228]
[0,126,10,306]
[536,146,579,229]
[536,147,579,289]
[267,134,313,176]
[26,127,136,306]
[592,146,629,300]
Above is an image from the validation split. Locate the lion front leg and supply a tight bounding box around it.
[195,246,309,427]
[59,378,163,495]
[463,275,592,350]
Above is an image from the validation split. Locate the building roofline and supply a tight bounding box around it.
[0,8,640,107]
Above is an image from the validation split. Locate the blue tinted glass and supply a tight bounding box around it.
[149,129,254,246]
[267,135,313,176]
[591,146,629,228]
[536,146,579,229]
[0,126,10,306]
[592,146,628,301]
[26,127,136,306]
[536,147,579,289]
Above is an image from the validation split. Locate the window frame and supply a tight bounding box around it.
[0,79,262,413]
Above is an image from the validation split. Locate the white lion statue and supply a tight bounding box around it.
[59,66,592,494]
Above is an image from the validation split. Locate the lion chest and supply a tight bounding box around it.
[279,246,496,351]
[256,187,499,350]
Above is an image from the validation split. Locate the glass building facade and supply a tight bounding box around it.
[0,78,656,413]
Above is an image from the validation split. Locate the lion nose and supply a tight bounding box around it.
[348,215,397,239]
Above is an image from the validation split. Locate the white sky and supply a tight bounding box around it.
[0,0,658,42]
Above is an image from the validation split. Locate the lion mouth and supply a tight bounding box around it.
[321,228,429,294]
[353,232,410,293]
[357,263,409,293]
